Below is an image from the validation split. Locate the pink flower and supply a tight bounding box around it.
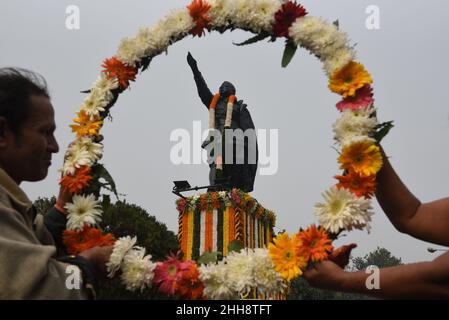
[231,188,241,204]
[152,254,183,295]
[336,85,374,112]
[176,198,187,213]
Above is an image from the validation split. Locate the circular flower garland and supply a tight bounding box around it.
[60,0,393,298]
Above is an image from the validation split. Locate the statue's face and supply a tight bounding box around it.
[219,81,236,98]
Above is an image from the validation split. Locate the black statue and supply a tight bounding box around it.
[187,52,258,193]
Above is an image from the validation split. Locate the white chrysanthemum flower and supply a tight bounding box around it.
[159,8,194,40]
[92,73,119,93]
[132,27,156,58]
[69,137,103,163]
[117,37,143,66]
[65,194,103,231]
[147,24,172,54]
[315,186,373,234]
[207,0,233,28]
[323,48,356,76]
[106,236,138,277]
[199,261,236,300]
[79,89,109,119]
[251,248,286,293]
[290,16,328,46]
[340,135,376,149]
[121,247,156,292]
[232,0,282,33]
[225,250,254,295]
[315,30,350,60]
[290,16,349,61]
[333,107,378,147]
[90,74,118,104]
[61,148,93,176]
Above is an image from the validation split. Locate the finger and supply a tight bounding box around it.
[303,268,318,280]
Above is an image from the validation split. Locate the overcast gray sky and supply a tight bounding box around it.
[2,0,449,263]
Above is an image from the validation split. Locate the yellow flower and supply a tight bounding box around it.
[329,61,373,98]
[268,232,307,281]
[70,111,103,137]
[338,141,383,177]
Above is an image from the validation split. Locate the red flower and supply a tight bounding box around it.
[187,0,212,37]
[336,85,375,112]
[274,1,308,38]
[63,225,115,255]
[174,261,204,300]
[176,198,187,213]
[101,56,137,89]
[60,166,92,194]
[296,225,333,263]
[335,170,377,199]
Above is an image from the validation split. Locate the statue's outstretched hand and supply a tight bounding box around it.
[187,52,198,70]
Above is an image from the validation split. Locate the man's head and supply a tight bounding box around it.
[0,68,59,184]
[219,81,236,98]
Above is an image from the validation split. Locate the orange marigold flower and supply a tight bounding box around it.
[101,56,137,89]
[338,141,383,177]
[296,225,333,263]
[211,192,219,208]
[63,225,115,255]
[335,170,377,199]
[187,0,212,37]
[329,61,373,98]
[70,111,103,138]
[60,166,93,194]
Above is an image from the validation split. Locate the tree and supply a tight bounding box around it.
[351,247,402,271]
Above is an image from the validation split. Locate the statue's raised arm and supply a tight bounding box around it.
[187,52,213,109]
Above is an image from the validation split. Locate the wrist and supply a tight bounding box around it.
[55,198,68,215]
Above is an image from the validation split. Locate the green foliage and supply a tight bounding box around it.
[287,278,337,300]
[34,196,56,215]
[232,33,270,46]
[281,41,298,68]
[197,251,220,266]
[374,121,394,144]
[228,240,244,253]
[351,247,402,271]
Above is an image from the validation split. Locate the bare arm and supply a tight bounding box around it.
[304,253,449,299]
[187,52,213,108]
[376,148,449,246]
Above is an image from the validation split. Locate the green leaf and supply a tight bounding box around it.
[374,121,394,143]
[333,20,340,29]
[93,164,119,199]
[140,56,153,72]
[102,194,111,210]
[233,33,270,46]
[281,41,297,68]
[228,240,244,253]
[197,251,219,265]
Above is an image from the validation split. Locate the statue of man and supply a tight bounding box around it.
[187,52,258,192]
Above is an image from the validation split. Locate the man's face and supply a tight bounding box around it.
[0,95,59,184]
